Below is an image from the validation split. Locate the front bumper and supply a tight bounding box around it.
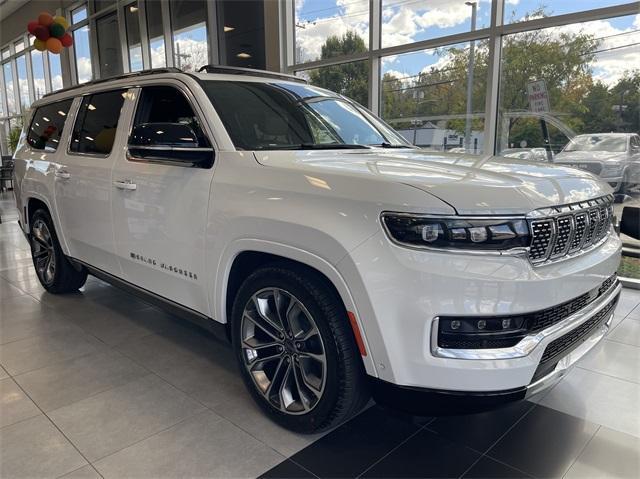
[340,230,622,392]
[371,282,619,414]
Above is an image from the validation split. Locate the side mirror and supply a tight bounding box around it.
[620,206,640,240]
[128,122,213,168]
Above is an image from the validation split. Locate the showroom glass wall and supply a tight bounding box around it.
[0,0,270,156]
[286,0,640,281]
[287,0,639,155]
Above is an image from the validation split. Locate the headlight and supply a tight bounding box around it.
[381,213,531,251]
[601,163,624,177]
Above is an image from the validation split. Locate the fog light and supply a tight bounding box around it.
[477,320,486,330]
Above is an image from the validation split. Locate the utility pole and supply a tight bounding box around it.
[464,1,477,153]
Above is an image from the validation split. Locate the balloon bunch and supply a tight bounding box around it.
[28,13,72,54]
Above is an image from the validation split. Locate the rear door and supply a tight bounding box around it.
[110,83,215,314]
[54,89,128,274]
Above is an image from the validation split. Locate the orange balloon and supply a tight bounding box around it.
[38,12,53,26]
[46,37,63,54]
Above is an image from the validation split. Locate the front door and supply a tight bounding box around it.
[110,83,215,314]
[54,89,128,275]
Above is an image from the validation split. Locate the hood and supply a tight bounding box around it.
[554,150,628,163]
[254,149,612,215]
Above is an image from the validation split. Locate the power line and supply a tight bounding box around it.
[588,41,640,56]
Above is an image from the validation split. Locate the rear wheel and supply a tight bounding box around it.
[231,264,368,433]
[29,209,87,293]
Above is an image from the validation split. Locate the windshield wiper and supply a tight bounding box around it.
[260,143,371,150]
[371,142,414,149]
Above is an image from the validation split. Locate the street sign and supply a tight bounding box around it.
[527,80,550,113]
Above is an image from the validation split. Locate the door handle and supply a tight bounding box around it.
[55,169,71,179]
[113,180,137,190]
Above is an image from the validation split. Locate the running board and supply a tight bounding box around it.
[71,259,230,343]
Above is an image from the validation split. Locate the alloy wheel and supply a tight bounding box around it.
[240,287,327,415]
[31,219,56,285]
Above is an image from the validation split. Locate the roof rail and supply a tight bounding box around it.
[42,68,184,99]
[197,65,307,83]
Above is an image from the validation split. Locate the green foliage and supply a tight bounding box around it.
[308,31,368,106]
[308,13,639,144]
[7,124,22,154]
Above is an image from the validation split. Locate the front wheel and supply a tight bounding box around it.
[29,209,87,293]
[231,264,368,433]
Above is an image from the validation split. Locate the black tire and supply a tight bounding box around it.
[29,208,88,293]
[231,263,368,433]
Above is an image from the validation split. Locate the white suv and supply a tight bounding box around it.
[12,67,622,432]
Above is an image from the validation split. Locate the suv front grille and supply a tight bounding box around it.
[528,195,613,264]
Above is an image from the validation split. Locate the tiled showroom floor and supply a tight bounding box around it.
[1,190,639,478]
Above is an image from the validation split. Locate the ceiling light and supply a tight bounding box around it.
[88,104,96,110]
[236,52,251,59]
[129,5,138,12]
[224,26,234,32]
[58,111,66,116]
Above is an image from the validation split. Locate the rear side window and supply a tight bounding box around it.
[27,99,73,151]
[70,89,126,155]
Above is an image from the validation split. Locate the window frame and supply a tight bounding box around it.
[125,81,215,168]
[67,87,128,158]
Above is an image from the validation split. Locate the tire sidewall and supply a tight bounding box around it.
[29,210,63,290]
[231,267,346,433]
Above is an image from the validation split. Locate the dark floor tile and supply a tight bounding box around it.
[487,405,598,478]
[287,405,421,478]
[463,457,532,478]
[361,429,480,478]
[427,400,535,453]
[260,459,318,478]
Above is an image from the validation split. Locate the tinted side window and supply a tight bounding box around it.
[131,86,209,147]
[70,90,126,155]
[27,99,73,151]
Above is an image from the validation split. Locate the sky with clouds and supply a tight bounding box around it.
[295,0,639,87]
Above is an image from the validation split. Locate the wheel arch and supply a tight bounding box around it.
[25,194,71,255]
[215,239,378,376]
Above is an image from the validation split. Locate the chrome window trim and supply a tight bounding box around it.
[431,281,621,360]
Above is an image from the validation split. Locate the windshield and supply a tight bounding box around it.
[201,80,411,150]
[563,135,627,153]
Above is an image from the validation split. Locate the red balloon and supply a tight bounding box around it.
[60,33,73,48]
[27,21,39,34]
[34,25,50,41]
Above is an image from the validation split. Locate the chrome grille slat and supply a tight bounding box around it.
[551,215,574,258]
[528,195,613,266]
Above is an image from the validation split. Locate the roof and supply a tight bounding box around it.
[42,65,305,101]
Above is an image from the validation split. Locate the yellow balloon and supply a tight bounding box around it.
[33,38,47,51]
[52,15,69,30]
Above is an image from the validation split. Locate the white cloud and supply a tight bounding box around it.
[295,0,369,63]
[173,36,208,72]
[541,18,640,86]
[76,56,92,84]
